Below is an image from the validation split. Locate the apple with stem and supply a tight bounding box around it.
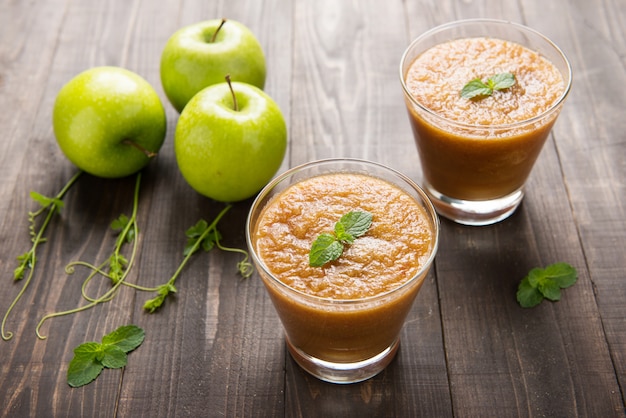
[174,76,287,203]
[52,66,167,178]
[160,19,266,113]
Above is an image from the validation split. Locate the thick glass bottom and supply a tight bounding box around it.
[424,182,524,226]
[286,337,400,384]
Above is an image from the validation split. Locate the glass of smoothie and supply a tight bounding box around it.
[246,158,439,384]
[400,19,572,225]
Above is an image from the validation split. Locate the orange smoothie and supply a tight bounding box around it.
[251,172,436,363]
[404,36,566,200]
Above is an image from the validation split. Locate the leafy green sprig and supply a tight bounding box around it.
[1,170,83,341]
[142,204,253,313]
[35,173,143,339]
[517,262,578,308]
[460,72,516,99]
[67,324,145,388]
[309,211,373,267]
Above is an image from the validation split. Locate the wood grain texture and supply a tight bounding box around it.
[0,0,625,417]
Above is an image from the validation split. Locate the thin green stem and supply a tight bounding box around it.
[119,282,160,292]
[75,261,114,303]
[1,170,83,341]
[143,204,234,312]
[1,247,38,341]
[167,204,232,286]
[35,172,141,340]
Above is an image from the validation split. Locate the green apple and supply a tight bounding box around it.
[160,19,266,113]
[175,80,287,202]
[53,66,167,178]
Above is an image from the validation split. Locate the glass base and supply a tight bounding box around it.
[286,337,400,384]
[424,183,524,226]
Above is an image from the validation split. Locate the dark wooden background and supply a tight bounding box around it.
[1,0,625,417]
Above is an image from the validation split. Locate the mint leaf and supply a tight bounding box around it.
[13,263,26,280]
[516,277,544,308]
[14,252,35,280]
[201,228,221,252]
[67,342,105,388]
[107,253,129,285]
[110,214,130,231]
[111,214,136,244]
[100,345,127,369]
[538,279,562,301]
[309,211,373,267]
[334,222,354,244]
[67,325,145,388]
[143,296,165,313]
[489,72,516,90]
[516,263,578,308]
[309,233,343,267]
[101,324,145,353]
[30,191,65,214]
[184,219,222,256]
[143,283,177,313]
[460,79,493,99]
[526,267,544,288]
[461,72,515,99]
[340,211,373,239]
[185,219,208,239]
[544,262,577,288]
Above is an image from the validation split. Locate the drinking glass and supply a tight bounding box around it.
[400,19,572,225]
[246,158,439,383]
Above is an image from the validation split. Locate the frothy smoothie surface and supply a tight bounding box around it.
[253,173,435,300]
[405,37,565,126]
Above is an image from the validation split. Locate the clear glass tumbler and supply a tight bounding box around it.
[246,158,439,383]
[400,19,572,225]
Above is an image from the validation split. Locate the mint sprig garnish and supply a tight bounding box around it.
[516,262,578,308]
[460,72,516,99]
[309,211,373,267]
[67,325,145,387]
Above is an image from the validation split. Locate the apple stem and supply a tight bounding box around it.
[211,18,227,43]
[123,139,158,158]
[225,74,239,112]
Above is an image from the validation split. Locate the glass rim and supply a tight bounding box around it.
[245,157,440,305]
[399,18,573,131]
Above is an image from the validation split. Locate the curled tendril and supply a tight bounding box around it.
[215,240,254,279]
[35,173,142,340]
[1,170,82,341]
[237,260,254,279]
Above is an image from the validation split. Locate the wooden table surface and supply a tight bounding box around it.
[1,0,625,417]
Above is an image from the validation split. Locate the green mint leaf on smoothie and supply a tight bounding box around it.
[309,211,373,267]
[516,262,578,308]
[460,79,493,99]
[67,325,145,387]
[338,211,373,241]
[461,72,515,99]
[309,233,344,267]
[489,72,516,90]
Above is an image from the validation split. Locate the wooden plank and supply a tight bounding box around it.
[435,142,622,416]
[401,0,626,416]
[0,0,73,233]
[0,1,130,417]
[1,1,166,417]
[1,0,625,416]
[523,0,626,398]
[285,0,452,416]
[116,1,294,417]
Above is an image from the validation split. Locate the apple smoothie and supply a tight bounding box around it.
[404,36,565,200]
[246,159,438,383]
[400,20,571,225]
